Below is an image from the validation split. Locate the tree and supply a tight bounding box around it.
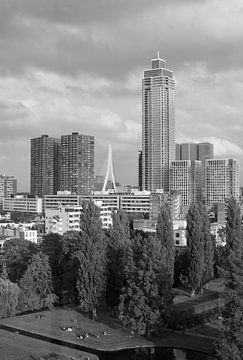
[0,278,20,318]
[186,202,204,297]
[75,201,107,319]
[18,252,56,311]
[41,233,66,298]
[106,210,131,307]
[3,238,39,283]
[41,233,63,279]
[215,198,243,360]
[200,204,215,291]
[119,233,171,337]
[156,203,175,287]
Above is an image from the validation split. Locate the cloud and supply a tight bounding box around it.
[0,0,243,189]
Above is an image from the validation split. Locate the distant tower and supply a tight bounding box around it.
[102,144,116,192]
[142,54,175,191]
[60,132,94,195]
[31,135,60,196]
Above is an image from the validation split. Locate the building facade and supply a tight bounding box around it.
[3,195,43,214]
[0,175,17,208]
[45,206,82,234]
[31,135,60,197]
[170,160,202,208]
[60,132,94,195]
[142,55,175,192]
[205,159,240,205]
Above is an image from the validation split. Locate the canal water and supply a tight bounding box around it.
[98,347,213,359]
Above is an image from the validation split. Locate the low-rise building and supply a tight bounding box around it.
[45,206,82,235]
[3,195,43,214]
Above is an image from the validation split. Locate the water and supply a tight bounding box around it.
[98,347,213,360]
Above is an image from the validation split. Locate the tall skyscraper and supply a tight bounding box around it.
[31,135,60,197]
[170,160,203,208]
[60,132,94,195]
[205,159,240,205]
[138,150,143,191]
[142,54,175,191]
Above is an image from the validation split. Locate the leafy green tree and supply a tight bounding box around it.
[41,233,67,299]
[186,202,204,297]
[41,233,63,278]
[0,278,20,318]
[156,203,175,287]
[18,252,56,311]
[200,204,215,291]
[3,238,39,283]
[75,201,107,319]
[173,248,190,287]
[215,198,243,360]
[106,210,131,307]
[119,233,170,337]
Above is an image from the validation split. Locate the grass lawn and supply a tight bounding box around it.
[0,306,216,356]
[0,328,97,360]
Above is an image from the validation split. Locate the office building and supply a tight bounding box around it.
[198,143,214,162]
[205,159,240,205]
[31,135,60,197]
[176,142,214,161]
[60,132,94,195]
[142,54,175,192]
[170,160,203,208]
[3,195,43,214]
[0,175,17,207]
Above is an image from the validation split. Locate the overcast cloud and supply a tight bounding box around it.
[0,0,242,190]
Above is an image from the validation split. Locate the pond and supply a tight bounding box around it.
[98,347,214,360]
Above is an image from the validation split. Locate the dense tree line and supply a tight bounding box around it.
[1,198,242,354]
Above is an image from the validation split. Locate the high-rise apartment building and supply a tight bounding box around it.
[31,135,60,197]
[0,175,17,208]
[142,54,175,191]
[60,132,94,195]
[176,142,214,161]
[205,159,240,205]
[170,160,203,207]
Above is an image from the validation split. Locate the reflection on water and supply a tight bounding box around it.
[99,347,213,360]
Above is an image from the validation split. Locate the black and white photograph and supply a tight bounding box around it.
[0,1,242,359]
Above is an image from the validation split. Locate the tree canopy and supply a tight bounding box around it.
[18,252,56,311]
[3,238,39,283]
[119,233,171,336]
[216,198,243,360]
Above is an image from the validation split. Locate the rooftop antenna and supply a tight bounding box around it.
[102,144,117,193]
[157,51,160,59]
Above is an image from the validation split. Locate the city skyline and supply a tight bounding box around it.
[0,1,243,191]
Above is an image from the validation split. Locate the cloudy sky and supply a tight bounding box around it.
[1,0,243,191]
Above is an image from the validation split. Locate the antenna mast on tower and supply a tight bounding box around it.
[102,144,117,193]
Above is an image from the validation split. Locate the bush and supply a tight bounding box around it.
[0,278,20,318]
